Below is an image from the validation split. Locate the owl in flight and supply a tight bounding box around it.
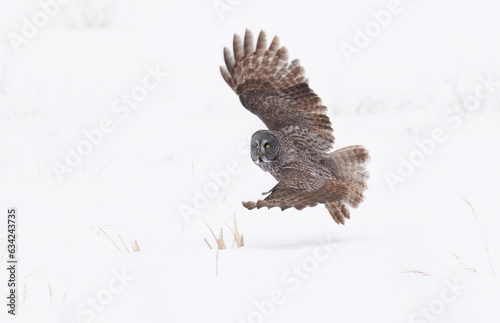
[220,30,370,224]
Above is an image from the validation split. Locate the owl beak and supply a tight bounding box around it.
[259,151,262,158]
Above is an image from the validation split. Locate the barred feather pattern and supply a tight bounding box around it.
[243,178,348,212]
[324,201,351,225]
[220,29,335,156]
[326,145,370,224]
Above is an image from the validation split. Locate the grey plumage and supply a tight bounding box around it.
[220,30,370,224]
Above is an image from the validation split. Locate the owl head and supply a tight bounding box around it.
[250,130,280,165]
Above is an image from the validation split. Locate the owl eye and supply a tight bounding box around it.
[265,144,271,149]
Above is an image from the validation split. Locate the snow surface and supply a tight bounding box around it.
[1,0,500,322]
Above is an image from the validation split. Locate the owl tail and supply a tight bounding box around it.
[325,145,370,224]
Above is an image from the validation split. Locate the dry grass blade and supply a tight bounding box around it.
[118,234,130,253]
[203,220,226,250]
[463,198,495,278]
[22,281,28,305]
[443,243,478,273]
[47,273,53,307]
[62,285,68,303]
[445,246,461,261]
[204,238,213,250]
[402,270,430,277]
[22,268,41,305]
[132,240,141,252]
[218,228,226,250]
[25,267,42,279]
[93,153,115,176]
[225,213,244,248]
[465,198,495,276]
[98,226,122,253]
[204,220,219,242]
[91,225,141,253]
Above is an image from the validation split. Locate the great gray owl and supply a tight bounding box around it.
[220,30,370,224]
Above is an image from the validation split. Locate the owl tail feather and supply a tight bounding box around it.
[325,145,370,224]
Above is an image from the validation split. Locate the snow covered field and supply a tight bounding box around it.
[1,0,500,322]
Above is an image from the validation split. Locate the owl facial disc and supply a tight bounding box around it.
[250,131,279,166]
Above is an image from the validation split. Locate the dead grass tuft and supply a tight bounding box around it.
[203,214,244,250]
[92,225,140,253]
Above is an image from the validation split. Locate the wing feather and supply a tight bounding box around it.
[244,29,254,57]
[221,29,335,155]
[233,34,244,63]
[243,164,348,211]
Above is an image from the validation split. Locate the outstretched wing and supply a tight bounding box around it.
[242,163,348,211]
[220,29,335,155]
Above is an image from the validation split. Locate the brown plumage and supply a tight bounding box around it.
[220,30,370,224]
